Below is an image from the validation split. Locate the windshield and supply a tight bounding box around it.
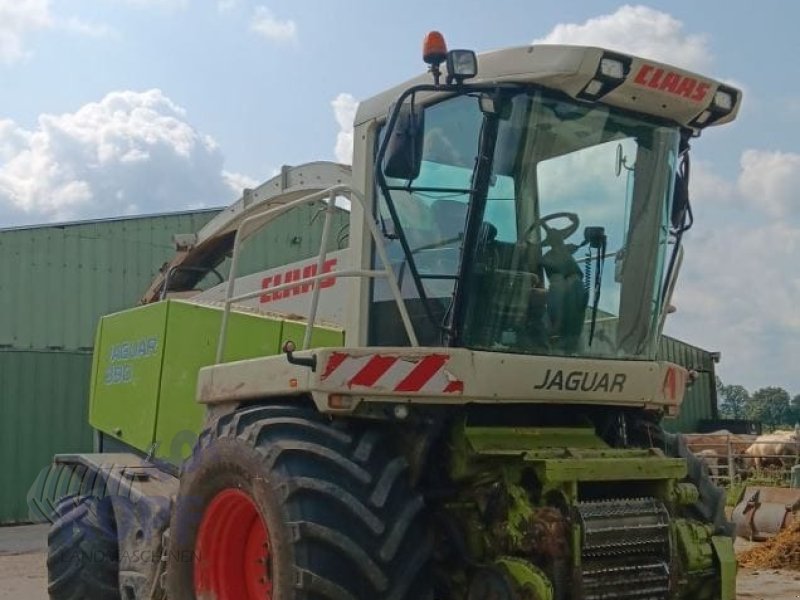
[373,88,679,360]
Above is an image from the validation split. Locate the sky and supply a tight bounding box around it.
[1,1,798,394]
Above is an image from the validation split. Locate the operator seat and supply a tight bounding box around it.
[541,242,588,351]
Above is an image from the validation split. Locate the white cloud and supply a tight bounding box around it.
[222,170,259,194]
[666,152,800,392]
[0,0,52,64]
[0,89,256,225]
[250,6,297,44]
[332,93,358,164]
[689,159,737,205]
[533,5,711,72]
[738,150,800,218]
[668,221,800,391]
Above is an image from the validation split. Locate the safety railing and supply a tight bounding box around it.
[215,184,418,363]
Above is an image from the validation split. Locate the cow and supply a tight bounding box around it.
[685,431,754,481]
[695,448,723,479]
[742,426,800,470]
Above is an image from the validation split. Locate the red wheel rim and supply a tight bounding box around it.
[194,489,272,599]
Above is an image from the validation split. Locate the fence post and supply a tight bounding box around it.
[727,437,736,484]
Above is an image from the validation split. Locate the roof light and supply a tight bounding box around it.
[713,90,734,112]
[446,49,477,83]
[599,57,625,79]
[694,110,712,125]
[690,85,738,128]
[423,31,447,66]
[583,79,604,97]
[579,53,631,100]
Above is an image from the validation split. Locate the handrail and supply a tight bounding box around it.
[215,184,418,363]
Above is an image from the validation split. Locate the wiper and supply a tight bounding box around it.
[587,230,608,346]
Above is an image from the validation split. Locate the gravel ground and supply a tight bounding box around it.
[0,552,46,599]
[736,567,800,599]
[0,525,798,599]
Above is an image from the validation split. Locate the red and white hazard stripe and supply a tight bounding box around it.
[321,352,463,394]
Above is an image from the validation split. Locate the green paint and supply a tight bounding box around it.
[465,426,609,454]
[527,455,687,483]
[711,536,737,600]
[457,425,685,484]
[672,482,700,505]
[673,519,714,573]
[503,477,535,548]
[89,302,169,451]
[154,301,284,461]
[496,557,553,600]
[444,420,731,598]
[89,300,344,462]
[282,319,344,350]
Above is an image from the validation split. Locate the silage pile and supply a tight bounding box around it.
[738,518,800,570]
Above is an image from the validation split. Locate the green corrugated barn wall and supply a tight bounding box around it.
[0,351,93,522]
[0,210,217,523]
[0,204,349,523]
[659,337,718,433]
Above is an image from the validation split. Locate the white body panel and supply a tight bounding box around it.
[197,346,687,416]
[356,45,740,129]
[191,249,351,326]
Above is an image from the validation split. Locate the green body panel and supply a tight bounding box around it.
[282,319,345,350]
[89,300,343,462]
[154,301,284,461]
[89,302,169,451]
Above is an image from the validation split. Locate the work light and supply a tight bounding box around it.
[446,49,478,83]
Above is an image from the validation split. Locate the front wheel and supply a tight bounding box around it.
[47,495,120,600]
[165,405,433,600]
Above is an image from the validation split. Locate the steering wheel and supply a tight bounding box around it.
[523,212,580,248]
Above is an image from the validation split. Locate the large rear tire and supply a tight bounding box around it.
[47,495,120,600]
[166,405,433,600]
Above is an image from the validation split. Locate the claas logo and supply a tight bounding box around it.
[260,258,337,303]
[633,64,711,103]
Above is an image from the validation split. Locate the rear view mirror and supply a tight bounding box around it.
[383,101,425,180]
